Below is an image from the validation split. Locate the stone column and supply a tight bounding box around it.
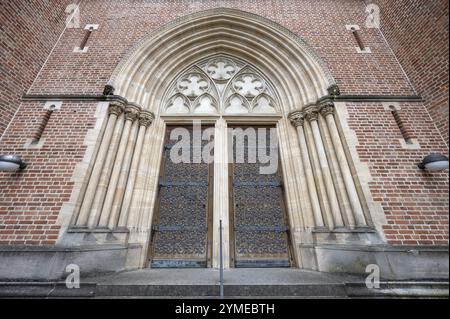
[319,100,366,227]
[136,119,166,267]
[318,114,355,228]
[288,111,324,228]
[75,100,124,226]
[108,106,145,229]
[98,103,141,228]
[303,105,335,229]
[87,112,125,228]
[118,110,154,228]
[305,105,344,228]
[126,122,156,235]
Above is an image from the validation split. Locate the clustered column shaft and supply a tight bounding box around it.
[288,100,368,230]
[74,100,154,230]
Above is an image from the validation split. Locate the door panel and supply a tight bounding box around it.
[230,126,292,268]
[150,126,213,268]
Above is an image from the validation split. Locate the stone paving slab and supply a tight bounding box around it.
[94,268,366,286]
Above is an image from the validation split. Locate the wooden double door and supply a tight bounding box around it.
[150,125,293,268]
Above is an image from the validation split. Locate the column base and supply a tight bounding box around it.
[58,227,130,247]
[311,226,383,245]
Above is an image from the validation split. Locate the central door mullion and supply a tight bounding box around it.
[212,118,231,269]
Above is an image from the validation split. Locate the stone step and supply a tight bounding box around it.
[0,268,448,298]
[95,283,348,298]
[0,282,96,298]
[346,281,449,298]
[1,281,447,298]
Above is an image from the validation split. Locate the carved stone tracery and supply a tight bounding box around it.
[162,55,279,115]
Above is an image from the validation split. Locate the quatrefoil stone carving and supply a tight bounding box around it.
[207,60,236,81]
[233,75,265,98]
[178,74,209,98]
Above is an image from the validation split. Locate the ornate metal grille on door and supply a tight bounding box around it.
[230,126,292,268]
[150,127,213,268]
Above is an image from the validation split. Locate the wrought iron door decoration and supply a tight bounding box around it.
[231,127,292,268]
[151,127,213,268]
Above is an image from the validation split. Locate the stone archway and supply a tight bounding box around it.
[60,8,383,271]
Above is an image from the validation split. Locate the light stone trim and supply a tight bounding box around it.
[212,118,230,269]
[23,138,46,149]
[287,100,382,232]
[382,102,401,111]
[382,102,421,150]
[108,121,139,229]
[64,100,156,236]
[318,115,354,227]
[277,118,306,268]
[399,138,421,150]
[334,102,387,240]
[87,114,125,228]
[23,101,62,149]
[110,8,336,89]
[356,47,372,54]
[303,120,334,228]
[310,118,344,228]
[55,9,389,268]
[73,46,89,53]
[345,25,361,31]
[109,8,336,113]
[323,110,367,227]
[56,102,109,242]
[296,125,324,228]
[118,112,154,228]
[84,24,99,30]
[131,119,166,268]
[44,101,62,110]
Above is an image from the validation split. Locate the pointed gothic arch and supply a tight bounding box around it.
[109,8,336,115]
[61,8,383,272]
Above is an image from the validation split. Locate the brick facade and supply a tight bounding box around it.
[373,0,449,144]
[0,0,73,137]
[346,101,448,245]
[0,0,448,247]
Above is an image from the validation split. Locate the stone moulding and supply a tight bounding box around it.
[109,8,336,88]
[108,8,337,114]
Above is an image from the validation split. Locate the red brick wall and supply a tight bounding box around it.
[373,0,449,144]
[347,101,449,246]
[0,0,448,246]
[28,0,415,96]
[0,0,73,137]
[0,101,97,245]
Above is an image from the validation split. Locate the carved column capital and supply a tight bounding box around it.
[139,110,155,128]
[124,103,141,122]
[288,110,305,128]
[108,100,125,116]
[319,100,335,117]
[303,104,319,122]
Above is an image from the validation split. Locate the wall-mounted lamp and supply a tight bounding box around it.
[0,155,27,172]
[418,153,449,171]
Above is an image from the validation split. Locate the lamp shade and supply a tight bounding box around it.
[418,153,449,171]
[0,155,27,171]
